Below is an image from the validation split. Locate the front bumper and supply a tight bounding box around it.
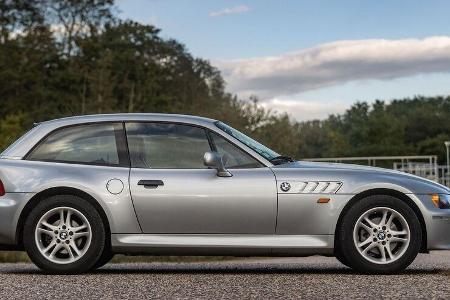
[427,214,450,250]
[413,194,450,250]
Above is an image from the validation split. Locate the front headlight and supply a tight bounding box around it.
[431,194,450,209]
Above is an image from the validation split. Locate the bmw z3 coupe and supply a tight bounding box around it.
[0,114,449,274]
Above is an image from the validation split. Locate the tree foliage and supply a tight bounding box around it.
[0,1,449,163]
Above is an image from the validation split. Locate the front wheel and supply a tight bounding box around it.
[23,195,106,274]
[336,195,422,274]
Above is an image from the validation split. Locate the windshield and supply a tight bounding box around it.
[214,121,280,161]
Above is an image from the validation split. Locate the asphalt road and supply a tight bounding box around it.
[0,252,449,299]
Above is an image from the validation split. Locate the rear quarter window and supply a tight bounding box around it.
[27,123,122,166]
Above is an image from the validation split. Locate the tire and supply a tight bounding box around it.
[92,248,114,270]
[336,195,422,274]
[23,195,106,274]
[334,248,351,268]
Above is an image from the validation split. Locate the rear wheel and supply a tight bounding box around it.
[336,195,422,274]
[23,195,106,274]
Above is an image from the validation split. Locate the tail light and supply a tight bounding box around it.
[0,180,5,196]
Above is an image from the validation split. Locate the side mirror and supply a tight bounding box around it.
[203,151,232,177]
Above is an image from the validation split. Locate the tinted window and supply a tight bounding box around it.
[28,124,120,166]
[210,132,263,169]
[126,123,211,169]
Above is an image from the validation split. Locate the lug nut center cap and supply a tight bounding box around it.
[59,231,68,240]
[377,231,386,241]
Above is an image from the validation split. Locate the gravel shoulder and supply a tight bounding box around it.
[0,251,449,299]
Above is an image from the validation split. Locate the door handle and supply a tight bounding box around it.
[138,180,164,188]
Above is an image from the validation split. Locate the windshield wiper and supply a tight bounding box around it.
[269,155,295,165]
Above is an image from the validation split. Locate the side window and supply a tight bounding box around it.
[126,123,211,169]
[210,132,263,169]
[27,123,121,166]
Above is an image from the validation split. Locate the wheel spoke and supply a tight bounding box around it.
[65,244,76,260]
[379,210,388,226]
[386,213,395,228]
[59,209,65,226]
[41,221,58,231]
[359,222,372,233]
[363,217,378,229]
[390,229,408,236]
[362,242,377,254]
[65,210,72,227]
[73,231,89,239]
[43,240,56,253]
[379,245,386,262]
[357,237,372,248]
[49,243,63,258]
[390,237,408,243]
[385,243,395,260]
[37,228,53,237]
[70,241,82,256]
[73,224,87,233]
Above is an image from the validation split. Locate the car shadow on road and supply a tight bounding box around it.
[4,264,445,276]
[93,266,445,275]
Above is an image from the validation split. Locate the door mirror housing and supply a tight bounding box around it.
[203,151,232,177]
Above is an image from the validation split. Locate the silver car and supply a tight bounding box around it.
[0,114,449,274]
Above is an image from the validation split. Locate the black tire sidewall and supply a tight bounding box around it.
[338,195,422,274]
[23,195,106,274]
[92,248,114,270]
[334,248,351,268]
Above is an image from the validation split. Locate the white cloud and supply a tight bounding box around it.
[209,5,249,17]
[259,98,347,121]
[215,36,450,99]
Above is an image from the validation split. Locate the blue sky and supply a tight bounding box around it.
[117,0,450,120]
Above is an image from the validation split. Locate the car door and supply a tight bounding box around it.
[126,122,277,234]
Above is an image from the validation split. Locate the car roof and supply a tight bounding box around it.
[37,113,217,127]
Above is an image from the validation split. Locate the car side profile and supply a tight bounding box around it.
[0,113,449,274]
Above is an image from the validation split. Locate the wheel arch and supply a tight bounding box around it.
[16,187,111,249]
[334,188,427,253]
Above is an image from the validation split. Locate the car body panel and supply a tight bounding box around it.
[129,167,277,234]
[111,234,334,256]
[0,159,141,236]
[276,194,351,235]
[0,192,33,244]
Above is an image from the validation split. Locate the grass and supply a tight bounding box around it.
[0,252,30,263]
[0,251,234,263]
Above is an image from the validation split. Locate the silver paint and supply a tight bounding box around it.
[0,113,449,257]
[106,179,124,195]
[129,168,277,234]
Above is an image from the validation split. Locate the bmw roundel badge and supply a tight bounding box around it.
[280,182,291,192]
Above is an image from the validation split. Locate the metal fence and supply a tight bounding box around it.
[393,162,450,187]
[304,155,450,188]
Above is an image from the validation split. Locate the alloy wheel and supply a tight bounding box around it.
[34,207,92,264]
[353,207,410,264]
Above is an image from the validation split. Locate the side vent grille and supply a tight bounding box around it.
[277,181,342,194]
